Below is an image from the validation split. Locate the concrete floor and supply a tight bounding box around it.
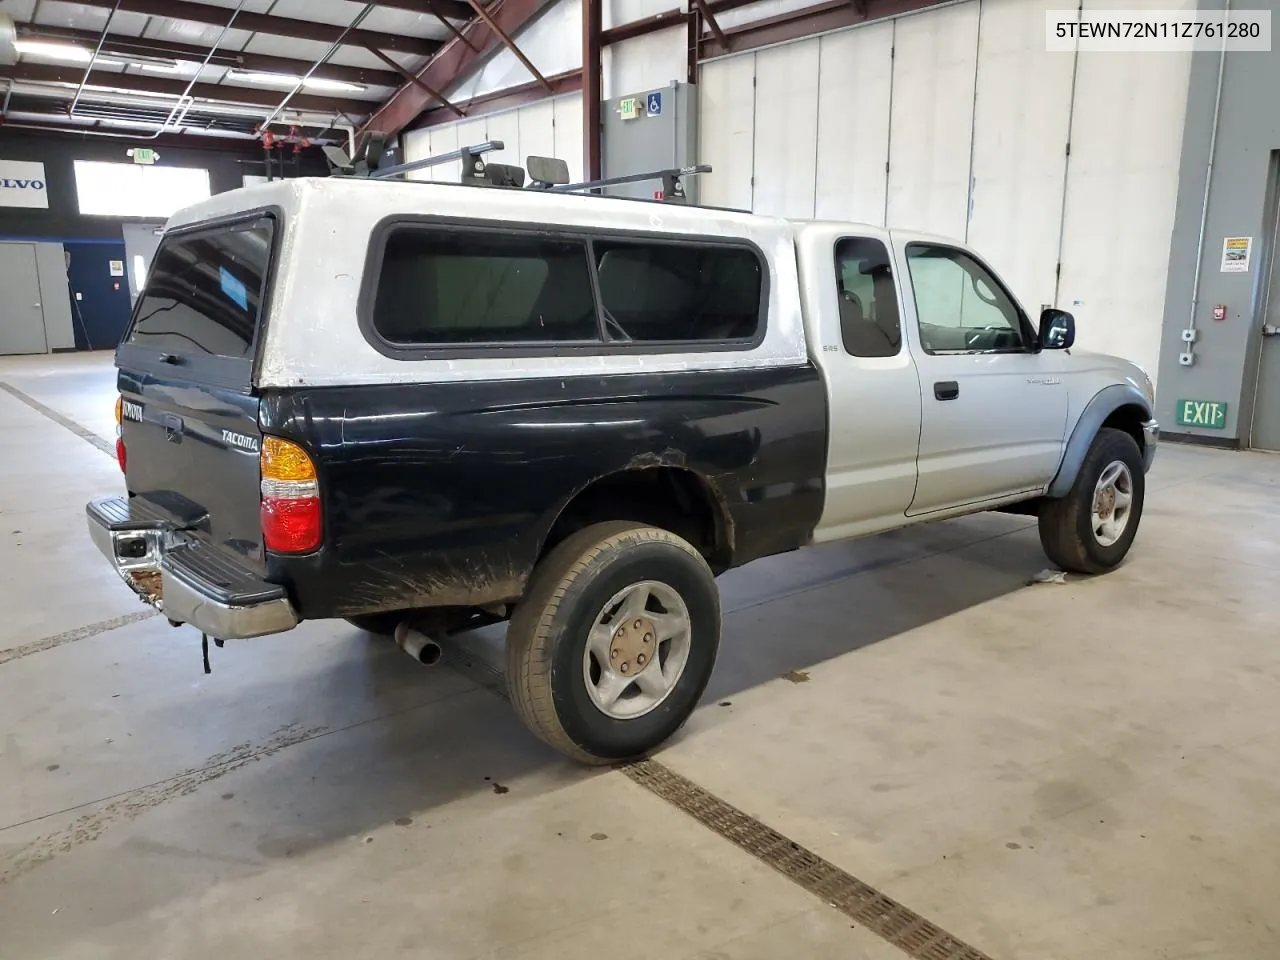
[1,352,1278,960]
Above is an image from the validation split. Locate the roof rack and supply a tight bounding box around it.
[549,165,711,205]
[325,139,711,206]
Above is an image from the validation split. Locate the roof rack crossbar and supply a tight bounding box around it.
[550,165,712,203]
[368,140,505,180]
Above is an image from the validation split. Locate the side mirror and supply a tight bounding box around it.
[1039,308,1075,350]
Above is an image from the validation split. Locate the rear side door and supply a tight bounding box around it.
[897,238,1068,515]
[114,213,276,571]
[805,230,923,543]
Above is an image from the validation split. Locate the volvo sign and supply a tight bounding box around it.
[0,161,50,209]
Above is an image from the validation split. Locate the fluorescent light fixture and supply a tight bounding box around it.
[226,69,364,93]
[14,39,95,63]
[14,39,178,72]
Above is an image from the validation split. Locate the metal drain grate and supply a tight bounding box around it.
[623,759,994,960]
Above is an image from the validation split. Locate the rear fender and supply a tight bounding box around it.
[1048,384,1151,498]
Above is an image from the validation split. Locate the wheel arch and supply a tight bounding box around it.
[1048,384,1152,498]
[536,465,736,573]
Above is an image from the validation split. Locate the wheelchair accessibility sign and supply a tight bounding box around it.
[646,92,662,117]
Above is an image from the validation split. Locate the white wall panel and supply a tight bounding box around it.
[404,95,578,185]
[401,127,430,173]
[603,0,674,29]
[813,21,893,225]
[518,100,558,174]
[750,40,820,218]
[698,55,756,211]
[966,0,1075,311]
[886,1,979,238]
[1057,0,1194,380]
[484,110,523,170]
[603,27,686,101]
[428,122,465,182]
[553,93,586,184]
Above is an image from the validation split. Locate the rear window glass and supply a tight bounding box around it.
[371,228,599,345]
[126,216,273,360]
[594,241,762,342]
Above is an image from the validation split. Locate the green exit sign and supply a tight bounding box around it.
[1176,398,1228,430]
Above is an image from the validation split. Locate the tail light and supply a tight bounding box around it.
[114,396,126,473]
[260,436,322,553]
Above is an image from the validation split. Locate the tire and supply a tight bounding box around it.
[506,521,721,765]
[1038,427,1145,574]
[344,612,403,635]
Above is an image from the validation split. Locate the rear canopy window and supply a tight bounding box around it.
[126,216,273,360]
[594,241,762,343]
[367,226,766,349]
[372,229,598,345]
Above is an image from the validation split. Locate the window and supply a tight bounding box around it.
[371,229,598,345]
[906,245,1026,354]
[834,237,901,358]
[594,241,762,343]
[73,161,211,218]
[126,217,273,361]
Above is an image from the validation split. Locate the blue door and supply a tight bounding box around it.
[65,242,134,350]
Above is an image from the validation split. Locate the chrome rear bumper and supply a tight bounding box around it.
[86,496,298,640]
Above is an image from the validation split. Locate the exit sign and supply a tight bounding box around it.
[131,147,157,165]
[1175,398,1228,430]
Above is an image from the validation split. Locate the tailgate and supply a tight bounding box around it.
[116,213,276,573]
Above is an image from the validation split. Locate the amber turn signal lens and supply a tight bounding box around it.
[115,395,123,426]
[261,435,316,482]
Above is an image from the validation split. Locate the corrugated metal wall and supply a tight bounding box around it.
[401,94,585,185]
[699,0,1194,381]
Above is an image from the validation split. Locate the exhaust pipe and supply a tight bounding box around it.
[394,621,442,666]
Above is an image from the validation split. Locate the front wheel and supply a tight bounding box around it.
[1039,427,1146,574]
[506,522,721,764]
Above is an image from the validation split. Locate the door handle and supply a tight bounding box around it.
[934,380,960,401]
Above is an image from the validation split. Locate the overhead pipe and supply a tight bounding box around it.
[1185,0,1231,344]
[130,0,249,141]
[259,2,377,131]
[68,0,123,118]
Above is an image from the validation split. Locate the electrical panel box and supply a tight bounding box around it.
[602,83,698,203]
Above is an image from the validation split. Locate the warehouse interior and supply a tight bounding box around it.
[2,0,1280,958]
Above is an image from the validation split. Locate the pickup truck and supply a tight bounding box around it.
[86,172,1157,764]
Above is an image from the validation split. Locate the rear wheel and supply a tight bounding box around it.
[344,612,403,636]
[1039,427,1145,574]
[506,522,720,764]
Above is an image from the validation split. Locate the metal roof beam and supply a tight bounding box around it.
[367,0,480,22]
[14,22,402,88]
[465,0,552,91]
[360,0,554,139]
[697,0,955,57]
[363,44,464,116]
[75,0,441,57]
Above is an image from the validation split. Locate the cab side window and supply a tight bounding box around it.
[834,237,901,358]
[906,244,1026,354]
